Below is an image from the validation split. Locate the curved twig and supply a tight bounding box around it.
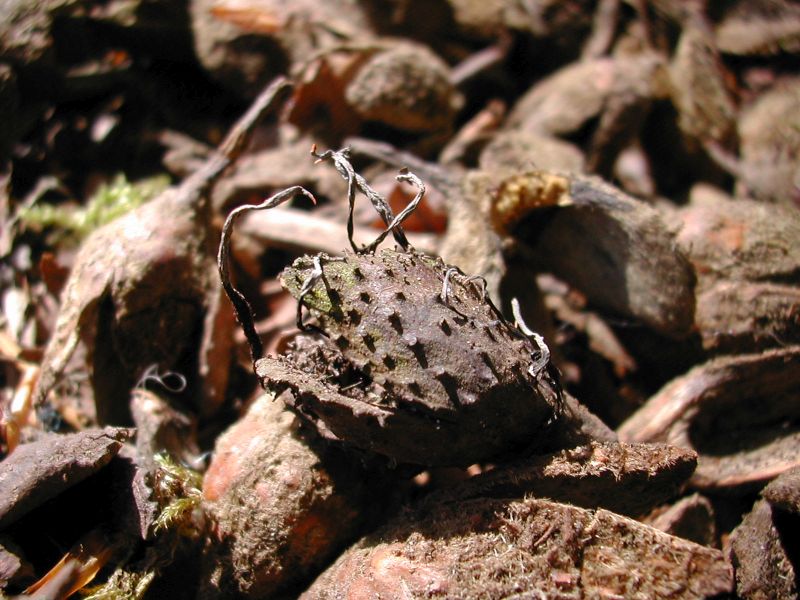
[218,186,316,363]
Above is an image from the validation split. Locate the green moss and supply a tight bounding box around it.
[20,173,169,242]
[283,257,363,318]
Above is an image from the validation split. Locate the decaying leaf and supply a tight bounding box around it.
[22,528,116,599]
[302,496,733,599]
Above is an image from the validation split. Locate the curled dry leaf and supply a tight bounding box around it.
[618,346,800,492]
[32,78,294,423]
[302,496,733,599]
[200,393,393,598]
[429,441,697,518]
[0,426,131,530]
[730,498,799,600]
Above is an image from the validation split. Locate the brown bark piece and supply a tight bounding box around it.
[345,42,461,134]
[200,394,393,598]
[676,194,800,353]
[763,466,800,515]
[505,49,667,179]
[507,172,696,338]
[32,78,293,422]
[676,195,800,284]
[1,538,33,590]
[730,498,799,600]
[302,497,733,599]
[736,78,800,205]
[647,493,717,548]
[479,130,585,174]
[715,0,800,56]
[618,347,800,492]
[669,11,737,147]
[0,426,131,530]
[432,441,696,518]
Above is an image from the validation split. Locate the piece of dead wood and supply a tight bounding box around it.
[302,496,733,599]
[618,346,800,492]
[429,441,696,518]
[237,205,439,257]
[0,537,33,590]
[675,194,800,353]
[668,9,737,148]
[130,388,198,475]
[715,0,800,56]
[506,51,668,177]
[32,77,294,423]
[199,393,395,598]
[736,78,800,206]
[646,493,717,548]
[0,426,131,530]
[762,466,800,516]
[497,171,696,339]
[730,498,799,600]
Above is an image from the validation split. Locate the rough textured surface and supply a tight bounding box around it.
[736,78,800,205]
[763,466,800,515]
[302,496,733,599]
[259,248,563,466]
[669,12,737,146]
[428,441,698,518]
[200,394,393,598]
[619,346,800,492]
[647,493,718,548]
[502,172,697,338]
[715,0,800,56]
[479,130,585,174]
[730,498,799,600]
[345,42,460,133]
[0,427,131,529]
[676,194,800,353]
